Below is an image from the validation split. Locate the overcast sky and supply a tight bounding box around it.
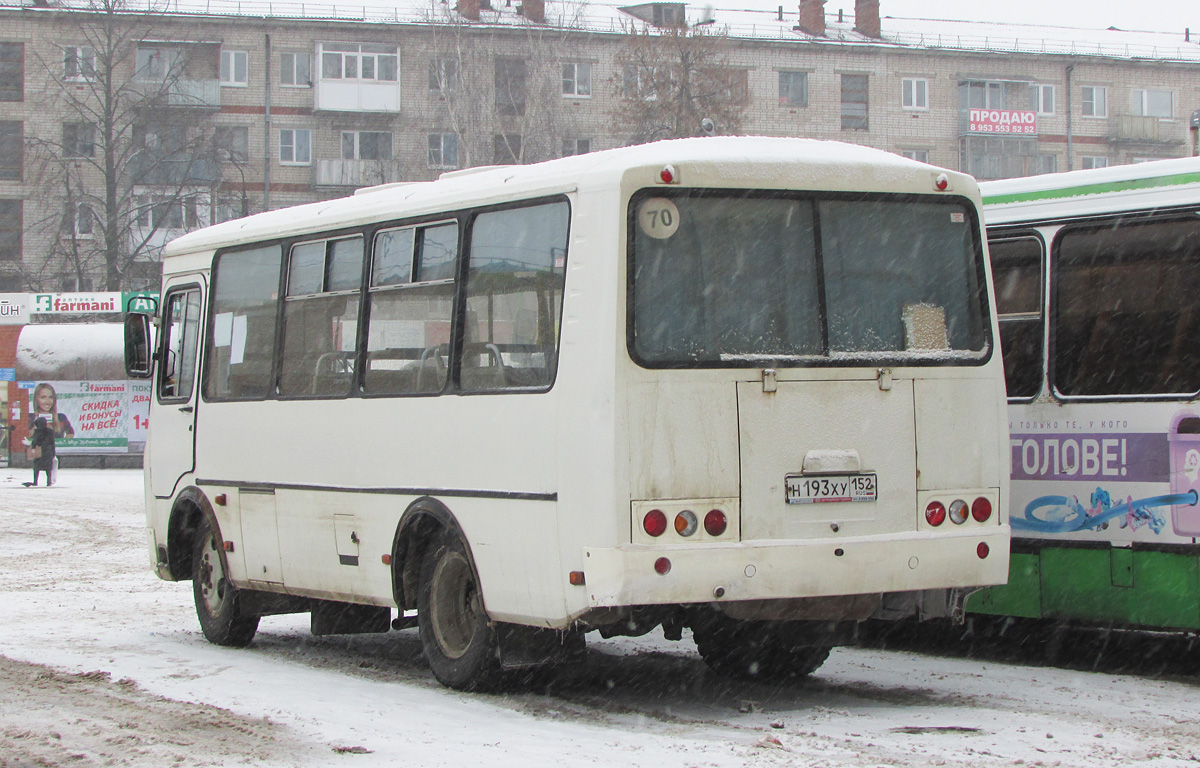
[876,1,1197,34]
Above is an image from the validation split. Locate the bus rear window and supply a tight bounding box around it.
[629,191,989,367]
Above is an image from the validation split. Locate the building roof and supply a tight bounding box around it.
[3,0,1199,63]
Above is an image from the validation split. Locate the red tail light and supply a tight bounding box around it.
[971,497,993,523]
[654,556,672,575]
[703,509,727,537]
[643,509,667,537]
[925,501,946,526]
[977,542,990,559]
[949,499,969,525]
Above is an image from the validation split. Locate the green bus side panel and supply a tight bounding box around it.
[966,552,1041,617]
[968,547,1200,630]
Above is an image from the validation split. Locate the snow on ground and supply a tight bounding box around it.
[1,468,1198,767]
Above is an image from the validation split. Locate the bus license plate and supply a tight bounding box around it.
[785,473,877,504]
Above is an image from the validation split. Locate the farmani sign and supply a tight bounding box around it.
[968,109,1038,135]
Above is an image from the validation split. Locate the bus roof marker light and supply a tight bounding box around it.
[659,164,677,184]
[934,172,950,191]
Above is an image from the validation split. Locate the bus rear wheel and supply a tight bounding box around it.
[417,529,501,691]
[692,614,831,681]
[192,518,259,647]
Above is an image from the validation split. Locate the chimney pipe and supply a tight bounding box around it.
[796,0,825,36]
[458,0,480,19]
[522,0,544,22]
[854,0,880,38]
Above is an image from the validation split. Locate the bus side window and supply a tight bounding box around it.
[159,288,202,402]
[364,222,457,396]
[205,244,282,401]
[461,201,569,392]
[988,236,1044,399]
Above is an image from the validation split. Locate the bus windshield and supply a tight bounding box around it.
[629,191,990,366]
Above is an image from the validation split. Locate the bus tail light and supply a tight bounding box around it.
[704,509,727,537]
[977,542,990,559]
[971,497,993,523]
[925,501,946,526]
[643,509,667,537]
[948,499,969,525]
[654,557,672,575]
[674,510,698,536]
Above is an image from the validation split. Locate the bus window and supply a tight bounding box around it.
[279,236,364,397]
[159,287,202,401]
[364,222,458,396]
[205,244,282,400]
[989,236,1044,399]
[1054,217,1200,397]
[631,193,988,365]
[461,200,569,391]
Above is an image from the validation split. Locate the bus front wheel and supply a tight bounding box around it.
[192,518,259,647]
[417,529,501,690]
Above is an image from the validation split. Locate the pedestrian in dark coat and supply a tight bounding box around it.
[25,417,55,487]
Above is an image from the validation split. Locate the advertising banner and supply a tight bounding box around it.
[23,380,135,454]
[28,292,157,316]
[0,294,31,325]
[968,109,1038,135]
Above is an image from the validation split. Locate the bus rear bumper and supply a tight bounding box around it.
[580,528,1010,609]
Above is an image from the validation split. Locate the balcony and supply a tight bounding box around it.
[314,159,399,188]
[1109,114,1184,145]
[314,80,400,113]
[129,156,222,186]
[131,78,221,109]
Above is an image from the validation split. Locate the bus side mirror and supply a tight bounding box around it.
[124,312,154,379]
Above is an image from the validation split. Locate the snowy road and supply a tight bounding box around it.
[1,469,1198,767]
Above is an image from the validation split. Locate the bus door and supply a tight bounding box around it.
[150,279,205,500]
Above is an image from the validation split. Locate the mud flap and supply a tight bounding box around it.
[495,624,585,669]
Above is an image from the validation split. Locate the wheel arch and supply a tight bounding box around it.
[166,486,221,581]
[391,496,475,612]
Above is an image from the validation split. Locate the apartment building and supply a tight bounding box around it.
[0,0,1197,291]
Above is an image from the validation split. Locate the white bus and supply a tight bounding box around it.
[126,137,1010,690]
[973,157,1200,633]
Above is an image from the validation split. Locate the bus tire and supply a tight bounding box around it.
[192,517,259,647]
[692,615,830,681]
[417,529,501,691]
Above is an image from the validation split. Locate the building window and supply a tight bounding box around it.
[494,134,522,164]
[280,52,311,87]
[701,69,747,105]
[841,74,868,130]
[0,43,23,102]
[778,71,808,107]
[0,200,21,260]
[1081,86,1107,118]
[63,45,95,81]
[427,133,458,169]
[0,121,21,180]
[1081,156,1109,170]
[220,50,248,86]
[562,62,591,97]
[214,197,247,223]
[62,122,95,159]
[279,128,311,165]
[562,138,591,157]
[136,195,202,230]
[495,58,527,116]
[901,149,929,163]
[902,77,928,110]
[429,58,458,92]
[341,131,392,161]
[215,126,249,162]
[622,64,666,101]
[1131,89,1172,118]
[1031,84,1054,115]
[68,202,94,238]
[321,43,398,82]
[136,47,184,80]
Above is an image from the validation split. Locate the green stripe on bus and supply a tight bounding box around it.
[982,171,1200,206]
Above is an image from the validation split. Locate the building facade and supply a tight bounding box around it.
[0,0,1197,291]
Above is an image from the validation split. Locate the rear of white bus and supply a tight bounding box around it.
[580,157,1009,674]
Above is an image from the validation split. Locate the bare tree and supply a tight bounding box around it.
[611,24,747,144]
[24,0,226,291]
[422,0,590,169]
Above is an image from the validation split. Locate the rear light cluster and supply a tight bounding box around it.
[633,499,737,544]
[924,495,993,527]
[643,508,728,538]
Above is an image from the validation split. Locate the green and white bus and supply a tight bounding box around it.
[974,157,1200,633]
